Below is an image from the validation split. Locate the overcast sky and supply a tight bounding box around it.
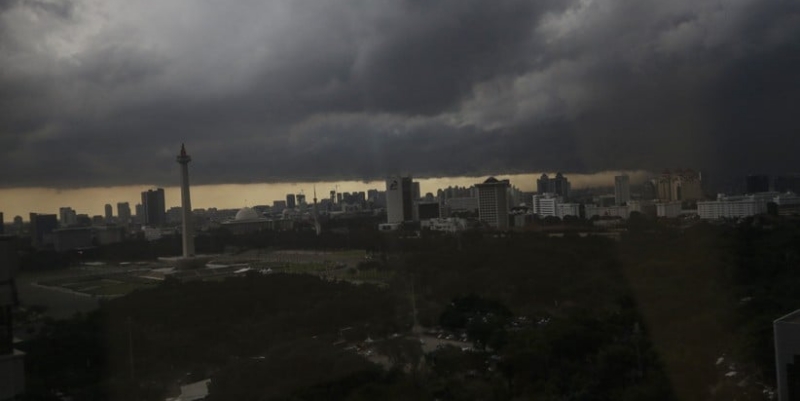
[2,0,799,189]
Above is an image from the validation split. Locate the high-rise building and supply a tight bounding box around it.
[642,180,657,200]
[386,176,414,223]
[745,175,770,194]
[29,213,58,248]
[532,194,560,217]
[12,216,23,235]
[117,202,131,225]
[537,173,571,199]
[134,204,145,225]
[296,194,306,206]
[59,207,77,228]
[272,200,287,213]
[614,175,631,205]
[286,194,296,209]
[657,169,703,201]
[141,188,166,227]
[104,204,113,223]
[476,177,510,230]
[0,212,3,235]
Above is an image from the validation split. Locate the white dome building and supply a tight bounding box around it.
[221,206,272,235]
[235,206,261,221]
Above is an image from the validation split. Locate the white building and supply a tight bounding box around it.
[386,176,414,223]
[557,203,581,218]
[532,194,561,217]
[696,194,774,219]
[476,177,510,230]
[614,175,630,205]
[420,218,468,233]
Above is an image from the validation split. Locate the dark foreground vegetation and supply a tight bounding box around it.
[16,217,800,400]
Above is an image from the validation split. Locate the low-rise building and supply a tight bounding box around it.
[420,218,468,233]
[656,201,683,218]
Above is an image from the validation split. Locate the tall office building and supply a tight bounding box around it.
[296,194,306,206]
[657,169,703,201]
[104,204,113,223]
[614,175,631,205]
[476,177,510,230]
[117,202,131,225]
[537,173,571,200]
[134,204,144,225]
[642,180,657,200]
[29,213,58,248]
[59,207,77,228]
[0,212,3,235]
[12,216,23,235]
[141,188,166,227]
[286,194,296,210]
[386,176,414,223]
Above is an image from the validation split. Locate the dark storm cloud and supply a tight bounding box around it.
[0,0,799,188]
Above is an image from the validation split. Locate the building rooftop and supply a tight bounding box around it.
[775,309,800,324]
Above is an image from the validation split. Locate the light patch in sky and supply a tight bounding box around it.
[0,171,651,220]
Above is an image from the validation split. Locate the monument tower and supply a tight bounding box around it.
[176,144,195,257]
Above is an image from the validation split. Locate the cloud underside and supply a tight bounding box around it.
[1,0,799,188]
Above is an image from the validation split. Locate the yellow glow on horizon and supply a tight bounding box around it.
[0,170,652,220]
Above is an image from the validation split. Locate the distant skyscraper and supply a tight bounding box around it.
[296,194,306,206]
[476,177,510,230]
[386,176,414,223]
[0,212,3,235]
[657,169,703,201]
[272,200,287,212]
[141,188,166,227]
[134,203,145,224]
[59,207,77,228]
[176,144,195,257]
[117,202,131,225]
[412,182,421,200]
[330,190,336,204]
[614,175,631,205]
[286,194,296,209]
[104,204,113,222]
[29,213,57,248]
[642,180,657,200]
[537,173,571,199]
[12,216,23,234]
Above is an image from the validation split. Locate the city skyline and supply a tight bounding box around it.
[0,171,653,220]
[1,1,799,192]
